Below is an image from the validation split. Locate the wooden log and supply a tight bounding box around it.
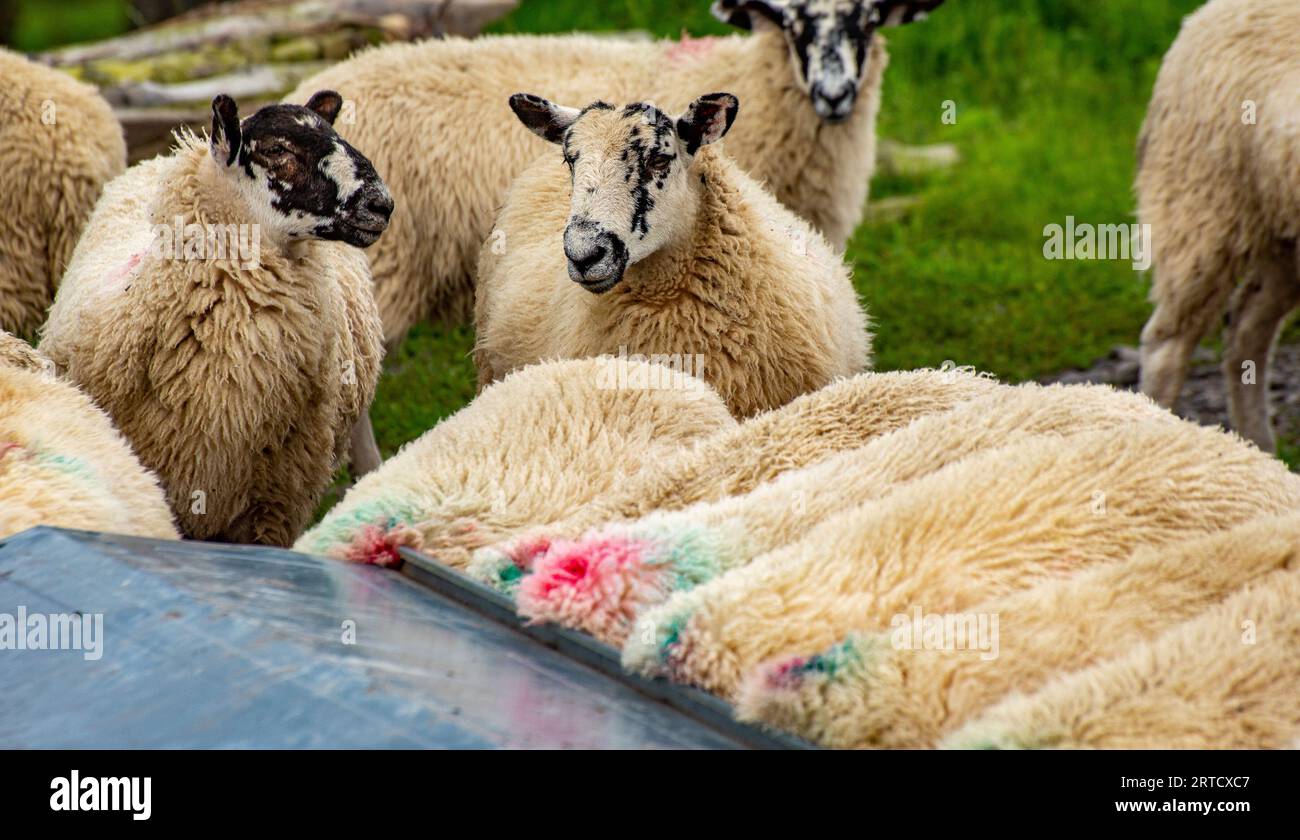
[103,62,331,107]
[38,0,516,68]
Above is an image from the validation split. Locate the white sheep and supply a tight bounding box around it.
[0,48,126,338]
[40,92,394,547]
[474,92,871,418]
[740,512,1300,748]
[294,357,737,569]
[623,421,1300,700]
[1137,0,1300,451]
[0,330,177,540]
[286,0,946,342]
[943,558,1300,750]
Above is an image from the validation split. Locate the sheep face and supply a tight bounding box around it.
[509,93,739,293]
[712,0,945,122]
[208,92,394,249]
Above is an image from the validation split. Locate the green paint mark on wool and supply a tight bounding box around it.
[30,449,96,481]
[309,499,421,550]
[658,612,693,662]
[641,523,721,593]
[799,637,863,681]
[33,450,104,490]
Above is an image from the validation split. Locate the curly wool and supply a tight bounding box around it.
[0,331,177,540]
[295,357,736,570]
[40,134,382,547]
[287,30,887,338]
[0,48,125,337]
[943,557,1300,750]
[467,368,1000,591]
[740,512,1300,748]
[623,422,1300,700]
[517,383,1176,646]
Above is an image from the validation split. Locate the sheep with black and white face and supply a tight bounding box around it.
[40,93,392,547]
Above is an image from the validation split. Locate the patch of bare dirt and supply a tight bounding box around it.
[1039,344,1300,441]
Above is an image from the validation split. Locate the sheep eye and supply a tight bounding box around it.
[648,153,674,175]
[262,142,291,157]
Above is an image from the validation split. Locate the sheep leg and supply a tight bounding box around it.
[1138,256,1234,410]
[347,411,383,478]
[1223,245,1300,452]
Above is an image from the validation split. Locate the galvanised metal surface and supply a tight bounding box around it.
[0,527,750,749]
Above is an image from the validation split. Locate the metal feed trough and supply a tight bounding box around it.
[0,526,808,749]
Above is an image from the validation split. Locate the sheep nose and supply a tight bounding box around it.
[366,192,394,219]
[563,220,608,274]
[568,244,607,274]
[812,85,856,121]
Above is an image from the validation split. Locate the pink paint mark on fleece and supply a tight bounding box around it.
[518,533,672,644]
[666,33,720,64]
[343,523,407,569]
[504,533,555,573]
[0,441,28,461]
[105,252,142,286]
[761,657,809,692]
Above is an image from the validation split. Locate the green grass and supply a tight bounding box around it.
[9,0,131,51]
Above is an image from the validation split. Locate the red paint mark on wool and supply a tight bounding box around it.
[0,442,28,461]
[763,658,808,691]
[105,252,142,285]
[344,524,405,569]
[666,33,719,64]
[521,534,649,601]
[507,534,555,570]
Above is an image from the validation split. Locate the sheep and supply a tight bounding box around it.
[466,367,1001,590]
[739,512,1300,748]
[515,383,1178,646]
[474,91,872,420]
[285,0,946,342]
[622,422,1300,700]
[0,48,126,338]
[39,92,394,547]
[1136,0,1300,451]
[0,330,178,541]
[294,357,737,569]
[942,562,1300,750]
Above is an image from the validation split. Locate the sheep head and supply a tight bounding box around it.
[711,0,945,122]
[208,92,394,249]
[509,92,739,293]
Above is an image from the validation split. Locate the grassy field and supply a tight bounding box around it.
[22,0,1273,482]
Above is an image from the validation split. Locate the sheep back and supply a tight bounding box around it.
[0,331,177,540]
[295,357,737,569]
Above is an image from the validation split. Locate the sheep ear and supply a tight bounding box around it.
[305,90,343,125]
[509,93,581,144]
[210,94,242,167]
[877,0,945,27]
[676,93,739,156]
[711,0,786,31]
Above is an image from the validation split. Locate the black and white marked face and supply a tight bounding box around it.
[209,92,394,248]
[510,92,739,293]
[712,0,945,122]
